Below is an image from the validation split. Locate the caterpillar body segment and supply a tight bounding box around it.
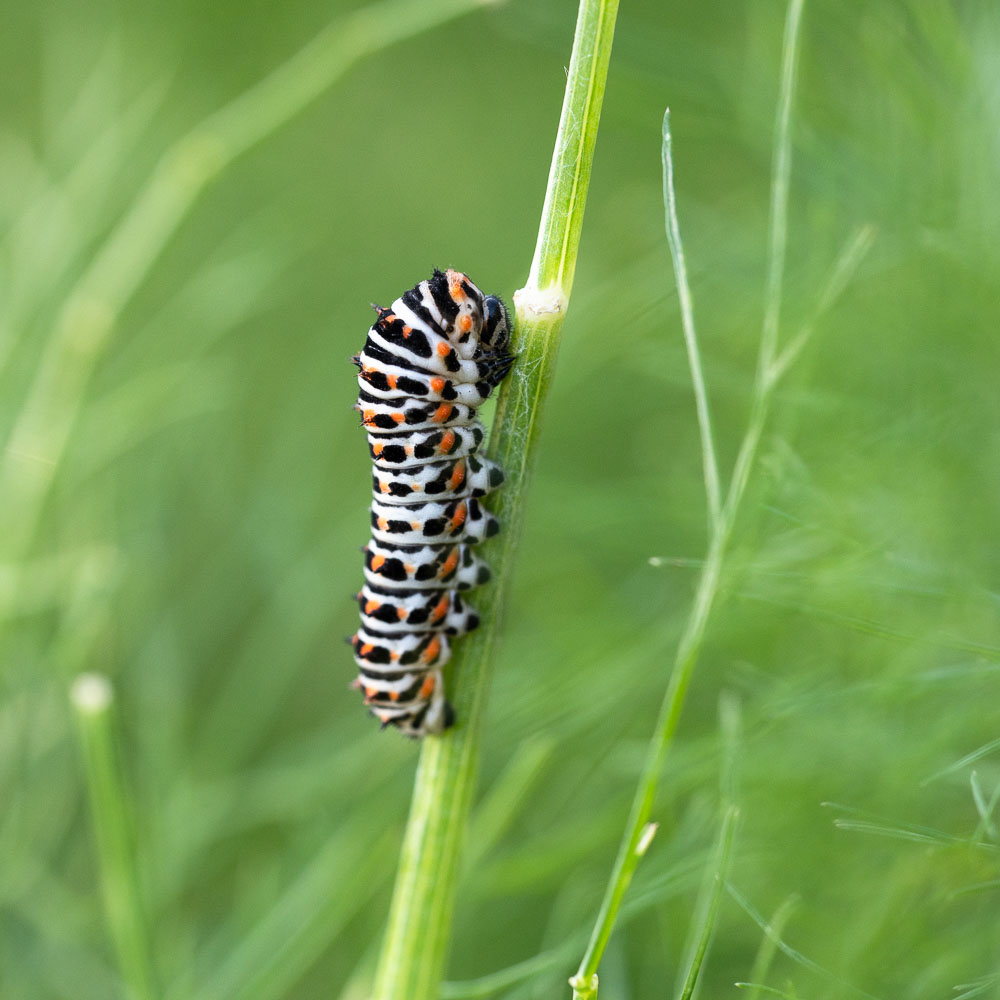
[357,584,480,635]
[371,454,504,501]
[366,422,487,468]
[362,540,491,592]
[355,390,480,432]
[369,496,500,547]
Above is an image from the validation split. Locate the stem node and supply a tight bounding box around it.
[513,285,568,318]
[569,972,599,1000]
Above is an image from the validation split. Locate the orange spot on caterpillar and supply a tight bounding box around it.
[431,595,449,622]
[360,643,374,656]
[448,460,466,491]
[377,517,389,531]
[364,600,380,613]
[458,314,473,334]
[397,607,407,620]
[371,554,386,570]
[387,374,398,389]
[440,549,459,576]
[436,342,451,357]
[430,377,446,393]
[439,430,456,453]
[391,412,405,423]
[419,674,436,698]
[389,690,400,702]
[431,404,452,423]
[403,564,416,574]
[372,442,384,456]
[422,637,441,664]
[449,503,467,531]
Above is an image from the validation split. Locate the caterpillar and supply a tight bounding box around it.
[351,269,514,738]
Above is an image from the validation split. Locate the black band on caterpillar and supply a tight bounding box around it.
[350,269,512,738]
[366,423,486,468]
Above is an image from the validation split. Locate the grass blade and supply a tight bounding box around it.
[743,895,801,1000]
[71,673,159,1000]
[662,108,722,533]
[674,805,739,1000]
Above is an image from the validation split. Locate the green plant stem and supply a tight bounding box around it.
[571,974,601,1000]
[757,0,803,383]
[769,223,875,384]
[662,109,721,534]
[0,0,493,564]
[744,895,801,1000]
[371,3,619,999]
[672,696,742,999]
[728,884,882,1000]
[573,500,735,986]
[675,805,740,1000]
[573,0,806,988]
[71,674,158,1000]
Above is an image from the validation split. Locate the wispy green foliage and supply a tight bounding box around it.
[2,1,999,998]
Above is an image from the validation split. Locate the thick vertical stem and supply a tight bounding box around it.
[371,3,619,998]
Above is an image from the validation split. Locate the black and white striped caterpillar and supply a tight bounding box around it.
[350,269,514,737]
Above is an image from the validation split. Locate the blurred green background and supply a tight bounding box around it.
[3,0,999,997]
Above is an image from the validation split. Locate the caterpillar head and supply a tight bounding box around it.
[480,295,511,354]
